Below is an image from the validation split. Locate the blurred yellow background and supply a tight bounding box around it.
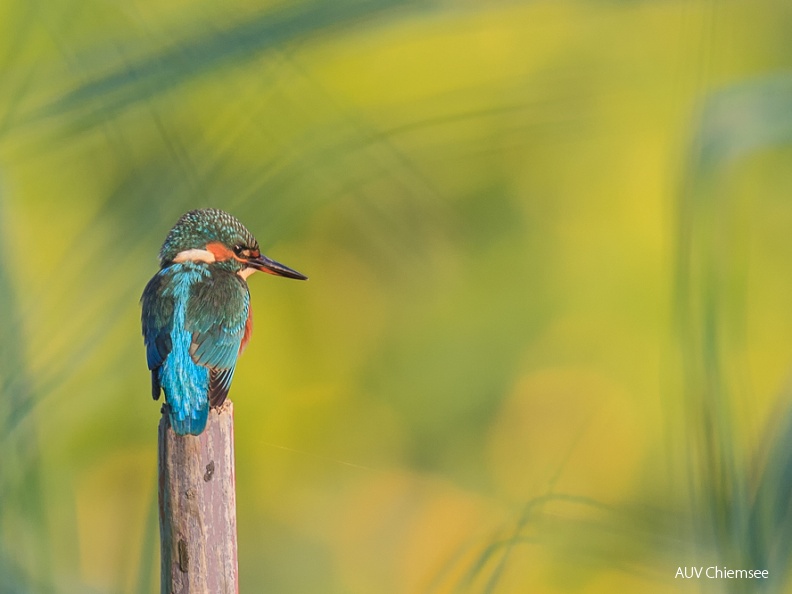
[3,1,792,592]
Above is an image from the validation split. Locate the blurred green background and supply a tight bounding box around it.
[3,0,792,592]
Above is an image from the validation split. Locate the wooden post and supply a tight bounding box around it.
[158,400,239,594]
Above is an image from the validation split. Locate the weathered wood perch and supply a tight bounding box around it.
[158,400,238,594]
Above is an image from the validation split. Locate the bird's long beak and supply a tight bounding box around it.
[246,254,308,280]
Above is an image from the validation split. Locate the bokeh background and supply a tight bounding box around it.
[3,1,792,592]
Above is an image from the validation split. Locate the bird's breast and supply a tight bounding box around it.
[239,306,253,354]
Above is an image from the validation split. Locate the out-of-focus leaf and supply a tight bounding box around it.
[693,75,792,175]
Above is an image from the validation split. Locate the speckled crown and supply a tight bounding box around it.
[159,209,258,265]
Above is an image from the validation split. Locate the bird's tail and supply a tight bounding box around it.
[158,340,212,435]
[169,401,209,436]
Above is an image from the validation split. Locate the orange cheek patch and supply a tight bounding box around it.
[206,242,235,262]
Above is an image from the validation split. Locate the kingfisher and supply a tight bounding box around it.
[141,208,307,436]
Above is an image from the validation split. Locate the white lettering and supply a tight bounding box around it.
[702,566,769,578]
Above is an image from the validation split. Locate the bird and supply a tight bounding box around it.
[141,208,307,436]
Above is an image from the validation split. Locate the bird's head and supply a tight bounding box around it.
[159,208,307,280]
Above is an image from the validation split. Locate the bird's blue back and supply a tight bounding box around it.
[142,262,249,435]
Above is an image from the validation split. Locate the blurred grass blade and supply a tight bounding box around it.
[39,0,425,128]
[0,192,53,592]
[677,72,792,592]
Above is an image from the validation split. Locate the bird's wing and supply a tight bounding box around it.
[186,272,250,408]
[208,368,236,408]
[141,272,175,400]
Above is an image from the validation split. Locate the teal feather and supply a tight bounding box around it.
[141,262,248,435]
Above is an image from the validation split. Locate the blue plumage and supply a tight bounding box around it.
[141,209,306,436]
[147,263,212,434]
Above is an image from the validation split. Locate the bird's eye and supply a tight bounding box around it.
[233,244,253,259]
